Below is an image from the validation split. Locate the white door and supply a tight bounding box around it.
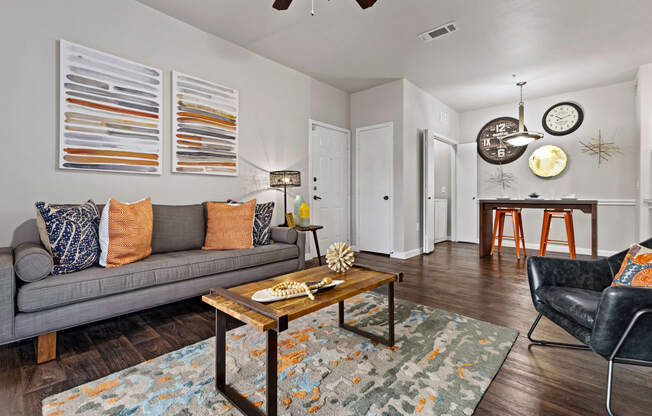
[357,123,393,254]
[456,142,478,243]
[422,131,435,253]
[310,122,350,256]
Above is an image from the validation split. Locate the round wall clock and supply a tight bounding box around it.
[477,117,528,164]
[528,145,567,178]
[542,102,584,136]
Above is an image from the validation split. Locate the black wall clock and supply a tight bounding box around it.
[542,102,583,136]
[477,117,528,165]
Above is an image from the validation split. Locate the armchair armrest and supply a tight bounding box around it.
[270,227,305,270]
[527,256,613,309]
[0,247,15,342]
[590,286,652,361]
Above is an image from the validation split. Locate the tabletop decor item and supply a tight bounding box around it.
[298,202,310,226]
[250,277,343,302]
[528,145,568,178]
[326,241,355,273]
[579,129,622,167]
[285,212,296,228]
[542,102,584,136]
[270,170,301,226]
[59,40,163,174]
[528,192,540,199]
[172,71,239,176]
[293,195,304,219]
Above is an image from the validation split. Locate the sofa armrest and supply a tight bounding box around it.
[590,286,652,360]
[527,256,613,309]
[271,227,305,270]
[271,226,297,244]
[0,247,15,342]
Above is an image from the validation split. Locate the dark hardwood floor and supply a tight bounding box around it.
[1,242,650,415]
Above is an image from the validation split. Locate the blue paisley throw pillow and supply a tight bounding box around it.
[35,200,101,275]
[253,202,275,246]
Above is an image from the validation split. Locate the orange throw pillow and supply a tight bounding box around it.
[203,199,256,250]
[99,198,153,267]
[611,244,652,287]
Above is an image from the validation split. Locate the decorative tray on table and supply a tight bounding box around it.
[252,280,344,303]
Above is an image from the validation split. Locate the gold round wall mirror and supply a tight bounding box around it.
[528,145,567,178]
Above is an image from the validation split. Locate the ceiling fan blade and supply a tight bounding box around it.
[355,0,377,9]
[272,0,293,10]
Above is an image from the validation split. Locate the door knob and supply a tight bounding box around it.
[313,195,322,200]
[383,195,389,200]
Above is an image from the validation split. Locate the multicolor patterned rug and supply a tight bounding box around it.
[43,293,517,416]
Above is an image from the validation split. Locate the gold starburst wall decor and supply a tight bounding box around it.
[579,129,622,167]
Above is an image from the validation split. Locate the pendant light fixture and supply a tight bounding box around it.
[504,81,543,146]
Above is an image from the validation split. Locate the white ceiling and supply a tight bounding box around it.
[138,0,652,112]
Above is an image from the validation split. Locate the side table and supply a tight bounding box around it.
[294,225,324,265]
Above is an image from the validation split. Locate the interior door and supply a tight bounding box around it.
[456,142,478,243]
[422,130,435,253]
[357,123,393,254]
[310,123,350,256]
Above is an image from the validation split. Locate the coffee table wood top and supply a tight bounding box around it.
[202,265,401,332]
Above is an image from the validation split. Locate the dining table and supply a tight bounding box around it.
[478,198,598,259]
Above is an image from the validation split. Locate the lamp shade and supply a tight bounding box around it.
[269,170,301,187]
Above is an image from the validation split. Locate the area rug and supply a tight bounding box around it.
[43,292,517,416]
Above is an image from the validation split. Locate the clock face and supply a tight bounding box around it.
[542,102,583,136]
[476,117,528,165]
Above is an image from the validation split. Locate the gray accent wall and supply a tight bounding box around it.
[0,0,349,247]
[459,81,639,253]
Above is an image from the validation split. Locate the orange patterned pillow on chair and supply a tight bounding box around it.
[612,244,652,287]
[99,198,153,267]
[203,199,256,250]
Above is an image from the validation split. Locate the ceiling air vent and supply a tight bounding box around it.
[418,21,457,43]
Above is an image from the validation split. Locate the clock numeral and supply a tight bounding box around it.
[497,148,506,158]
[496,123,506,133]
[483,139,490,146]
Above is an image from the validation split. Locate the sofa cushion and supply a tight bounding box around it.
[14,242,52,282]
[535,286,602,329]
[151,204,205,254]
[17,243,298,313]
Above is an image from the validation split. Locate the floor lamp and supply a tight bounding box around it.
[270,170,301,226]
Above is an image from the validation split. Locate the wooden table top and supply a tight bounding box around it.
[478,198,597,204]
[294,225,323,231]
[202,265,400,331]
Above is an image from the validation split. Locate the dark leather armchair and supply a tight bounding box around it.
[527,238,652,416]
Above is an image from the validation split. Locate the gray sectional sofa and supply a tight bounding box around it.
[0,204,305,362]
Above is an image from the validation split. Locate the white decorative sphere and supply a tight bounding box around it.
[326,242,355,273]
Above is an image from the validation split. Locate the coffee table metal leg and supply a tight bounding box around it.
[214,309,274,416]
[266,330,278,416]
[338,282,396,347]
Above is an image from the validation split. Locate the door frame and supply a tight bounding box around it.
[355,121,394,255]
[308,119,352,260]
[423,130,458,244]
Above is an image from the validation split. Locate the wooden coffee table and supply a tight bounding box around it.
[202,265,403,416]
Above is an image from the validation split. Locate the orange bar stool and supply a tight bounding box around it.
[490,208,527,259]
[539,209,576,259]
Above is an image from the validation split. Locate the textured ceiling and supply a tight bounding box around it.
[138,0,652,111]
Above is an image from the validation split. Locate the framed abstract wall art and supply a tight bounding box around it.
[172,71,239,176]
[59,40,163,174]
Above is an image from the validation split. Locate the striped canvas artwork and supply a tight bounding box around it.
[59,40,162,174]
[172,71,239,176]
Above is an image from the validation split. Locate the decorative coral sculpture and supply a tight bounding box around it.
[326,242,355,273]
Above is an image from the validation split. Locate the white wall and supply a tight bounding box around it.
[460,81,639,253]
[636,65,652,240]
[350,79,460,256]
[350,80,404,251]
[402,80,459,254]
[0,0,349,247]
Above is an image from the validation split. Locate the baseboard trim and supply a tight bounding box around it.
[390,248,423,259]
[498,240,617,257]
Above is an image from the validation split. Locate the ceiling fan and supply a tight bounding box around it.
[273,0,377,11]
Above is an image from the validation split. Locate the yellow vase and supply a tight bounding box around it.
[299,202,310,227]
